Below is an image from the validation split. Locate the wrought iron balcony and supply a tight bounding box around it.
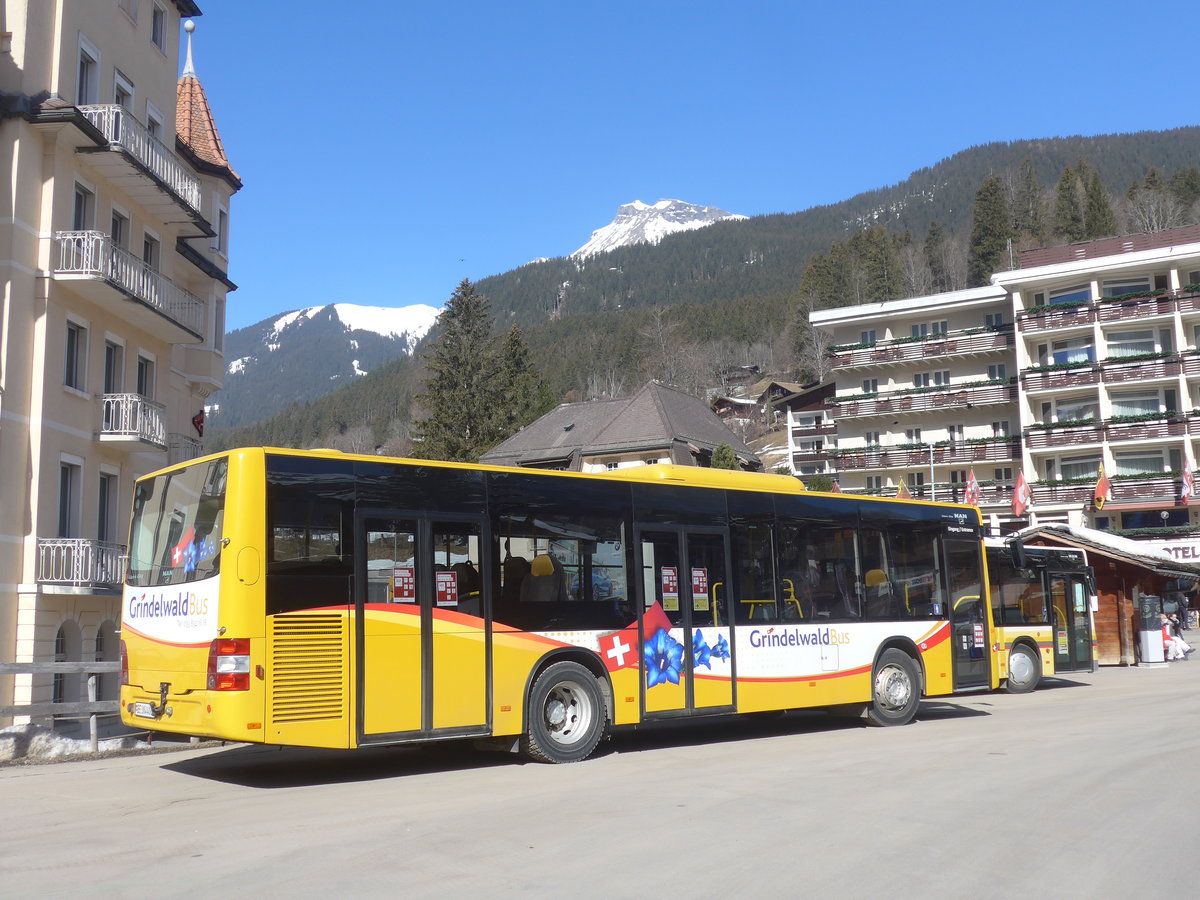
[37,538,125,592]
[168,433,204,465]
[77,105,208,230]
[98,393,167,450]
[55,231,205,341]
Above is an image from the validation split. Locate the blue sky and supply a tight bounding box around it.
[192,1,1197,330]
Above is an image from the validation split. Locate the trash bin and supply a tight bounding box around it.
[1138,595,1165,664]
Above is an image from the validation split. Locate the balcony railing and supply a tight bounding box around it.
[1025,423,1105,449]
[827,379,1017,420]
[168,433,205,465]
[1021,365,1099,392]
[99,393,167,448]
[37,538,125,590]
[55,231,205,339]
[1030,475,1182,507]
[78,104,203,215]
[831,438,1020,470]
[1097,294,1175,322]
[828,327,1012,370]
[1018,304,1096,334]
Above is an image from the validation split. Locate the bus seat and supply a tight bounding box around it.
[521,554,568,603]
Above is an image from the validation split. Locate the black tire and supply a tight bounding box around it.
[1004,643,1041,694]
[521,661,607,763]
[866,648,920,727]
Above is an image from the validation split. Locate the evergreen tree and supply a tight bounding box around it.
[857,227,904,303]
[1053,165,1086,242]
[412,279,502,461]
[967,176,1012,287]
[1170,166,1200,210]
[924,220,952,293]
[1013,158,1046,243]
[711,443,738,470]
[1083,169,1117,239]
[492,324,554,437]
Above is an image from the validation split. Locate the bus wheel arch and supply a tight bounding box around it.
[1004,640,1042,694]
[520,652,610,764]
[866,644,922,727]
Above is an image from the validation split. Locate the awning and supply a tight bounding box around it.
[1017,523,1200,581]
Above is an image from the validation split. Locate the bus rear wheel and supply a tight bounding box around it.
[1005,643,1041,694]
[521,661,607,763]
[866,649,920,727]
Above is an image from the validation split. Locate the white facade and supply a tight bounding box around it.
[0,0,236,721]
[812,226,1200,545]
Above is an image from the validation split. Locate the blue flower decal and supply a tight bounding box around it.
[644,628,684,688]
[711,634,730,661]
[199,536,217,563]
[182,541,198,574]
[693,629,713,669]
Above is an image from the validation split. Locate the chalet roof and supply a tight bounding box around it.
[1018,523,1200,581]
[175,22,241,189]
[481,381,759,469]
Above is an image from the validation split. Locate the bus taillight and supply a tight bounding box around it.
[119,640,128,685]
[207,638,251,691]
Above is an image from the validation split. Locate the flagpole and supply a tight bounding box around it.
[928,442,936,501]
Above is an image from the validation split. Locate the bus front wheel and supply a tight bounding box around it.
[866,649,920,727]
[521,661,607,763]
[1005,644,1041,694]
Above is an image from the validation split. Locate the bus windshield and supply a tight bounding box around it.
[127,457,228,587]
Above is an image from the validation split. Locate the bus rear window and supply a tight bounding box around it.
[127,458,227,587]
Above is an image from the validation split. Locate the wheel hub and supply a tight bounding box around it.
[545,698,567,728]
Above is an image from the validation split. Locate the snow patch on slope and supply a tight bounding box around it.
[572,199,747,259]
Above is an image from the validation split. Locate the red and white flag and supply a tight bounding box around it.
[1011,470,1032,517]
[1183,459,1195,504]
[830,479,842,493]
[963,468,981,507]
[895,479,912,500]
[1093,464,1113,510]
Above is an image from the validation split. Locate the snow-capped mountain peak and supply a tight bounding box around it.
[265,303,440,345]
[572,199,747,259]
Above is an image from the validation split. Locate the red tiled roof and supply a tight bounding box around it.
[176,73,238,180]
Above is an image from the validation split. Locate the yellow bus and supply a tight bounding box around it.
[119,447,997,763]
[985,540,1097,693]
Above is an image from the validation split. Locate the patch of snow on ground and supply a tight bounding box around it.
[0,723,150,762]
[227,356,252,374]
[331,303,442,340]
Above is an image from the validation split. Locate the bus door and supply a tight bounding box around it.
[636,527,734,717]
[356,513,489,744]
[944,538,990,690]
[1049,571,1094,673]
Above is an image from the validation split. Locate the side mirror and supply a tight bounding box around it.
[1007,536,1028,570]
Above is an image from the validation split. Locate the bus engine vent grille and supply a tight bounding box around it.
[271,614,345,723]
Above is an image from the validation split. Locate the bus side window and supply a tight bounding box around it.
[890,527,941,619]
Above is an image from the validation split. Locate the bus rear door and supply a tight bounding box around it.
[356,513,490,744]
[945,538,990,690]
[636,527,735,717]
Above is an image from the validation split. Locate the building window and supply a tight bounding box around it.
[65,321,87,390]
[905,428,923,444]
[864,431,881,446]
[1114,450,1168,477]
[1057,455,1101,481]
[988,364,1007,381]
[77,36,99,105]
[1110,389,1174,418]
[933,370,951,386]
[866,476,883,491]
[994,467,1013,483]
[992,420,1011,438]
[605,461,619,471]
[911,323,928,339]
[643,458,659,465]
[73,184,94,230]
[948,424,964,444]
[913,372,931,388]
[861,379,878,394]
[1044,337,1094,366]
[98,472,118,542]
[142,233,159,268]
[145,102,163,140]
[949,470,967,485]
[214,205,230,256]
[151,3,167,50]
[1042,396,1099,424]
[136,355,155,399]
[1049,284,1091,306]
[1101,277,1153,297]
[113,70,134,109]
[118,0,139,22]
[111,209,129,249]
[985,312,1004,328]
[931,320,948,336]
[860,329,876,345]
[103,340,124,393]
[58,461,82,537]
[1106,329,1156,358]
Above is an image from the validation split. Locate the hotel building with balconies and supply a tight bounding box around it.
[811,225,1200,556]
[0,1,239,720]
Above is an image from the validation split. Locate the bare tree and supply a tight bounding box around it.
[1122,186,1187,234]
[899,241,932,297]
